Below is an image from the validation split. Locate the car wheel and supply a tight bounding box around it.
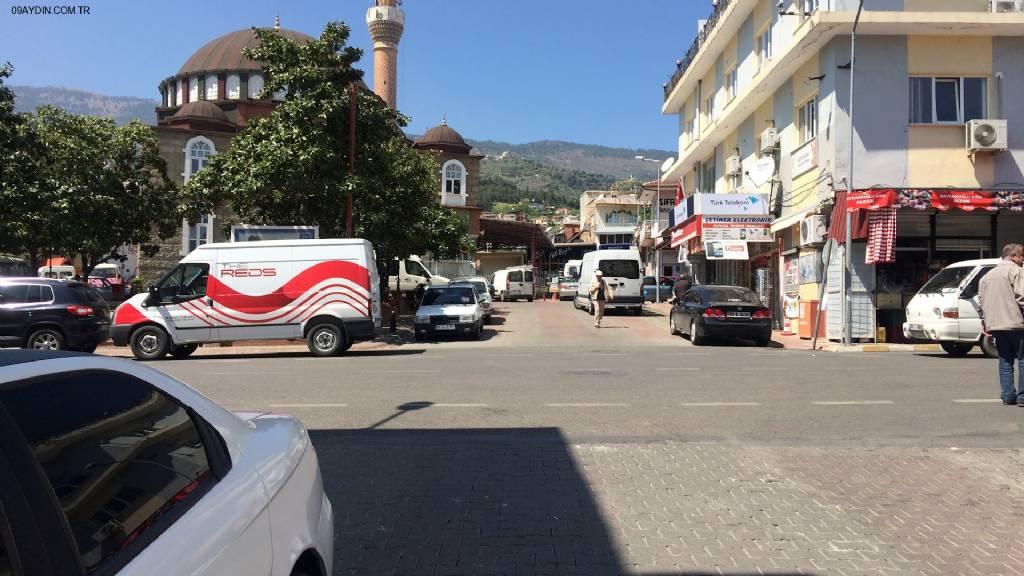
[632,308,642,316]
[755,333,771,347]
[484,314,492,324]
[414,332,424,342]
[306,323,346,357]
[527,296,534,302]
[980,335,998,358]
[130,325,170,360]
[940,341,973,357]
[690,319,706,346]
[170,343,199,359]
[670,315,679,336]
[473,322,483,340]
[27,328,64,351]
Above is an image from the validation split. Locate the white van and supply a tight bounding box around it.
[110,239,381,359]
[492,266,535,302]
[38,265,76,280]
[903,258,998,357]
[563,259,582,280]
[574,249,644,316]
[387,255,449,292]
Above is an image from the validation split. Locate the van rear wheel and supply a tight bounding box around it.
[307,323,346,357]
[940,342,973,357]
[980,335,998,358]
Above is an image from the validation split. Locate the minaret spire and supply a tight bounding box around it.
[365,0,405,109]
[273,12,280,31]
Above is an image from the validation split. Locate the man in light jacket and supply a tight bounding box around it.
[589,269,614,328]
[978,243,1024,405]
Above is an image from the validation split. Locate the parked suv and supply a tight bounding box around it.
[0,278,110,352]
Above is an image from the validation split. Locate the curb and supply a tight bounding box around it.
[824,343,942,353]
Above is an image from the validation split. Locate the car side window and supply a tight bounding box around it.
[0,371,218,574]
[0,285,28,305]
[684,292,701,305]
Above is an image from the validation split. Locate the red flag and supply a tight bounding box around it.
[674,177,684,204]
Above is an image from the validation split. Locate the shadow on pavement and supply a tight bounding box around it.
[310,425,813,576]
[164,348,429,361]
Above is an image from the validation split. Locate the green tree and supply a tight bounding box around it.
[182,22,471,263]
[0,62,45,263]
[0,103,177,274]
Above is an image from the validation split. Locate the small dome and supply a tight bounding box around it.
[414,119,471,154]
[170,100,234,125]
[178,27,314,76]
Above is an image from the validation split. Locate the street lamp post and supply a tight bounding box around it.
[636,156,665,302]
[844,0,864,347]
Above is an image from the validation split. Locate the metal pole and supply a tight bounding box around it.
[844,0,863,347]
[655,169,662,302]
[346,82,357,238]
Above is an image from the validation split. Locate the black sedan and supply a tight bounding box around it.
[669,285,772,346]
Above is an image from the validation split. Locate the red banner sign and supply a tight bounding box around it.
[846,189,1024,213]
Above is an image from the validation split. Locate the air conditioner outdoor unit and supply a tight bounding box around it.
[760,127,779,154]
[725,155,742,176]
[966,119,1008,153]
[992,0,1024,13]
[800,215,827,246]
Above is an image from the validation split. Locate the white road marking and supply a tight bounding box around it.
[207,371,294,376]
[811,400,895,406]
[198,359,248,363]
[492,354,535,358]
[679,402,762,407]
[367,369,441,374]
[433,403,489,407]
[741,367,787,370]
[545,402,629,407]
[656,367,700,371]
[952,399,1003,404]
[268,403,349,408]
[577,353,626,357]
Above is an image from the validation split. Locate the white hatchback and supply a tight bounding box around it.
[0,350,333,576]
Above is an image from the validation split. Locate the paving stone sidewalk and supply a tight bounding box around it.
[313,431,1024,576]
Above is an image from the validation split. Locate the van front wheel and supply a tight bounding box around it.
[940,342,973,357]
[307,323,346,357]
[131,326,170,360]
[980,335,998,358]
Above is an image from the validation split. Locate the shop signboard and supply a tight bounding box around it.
[704,240,749,260]
[847,189,1024,212]
[798,252,822,284]
[702,227,772,242]
[791,140,817,177]
[784,257,799,294]
[696,193,771,216]
[701,216,774,242]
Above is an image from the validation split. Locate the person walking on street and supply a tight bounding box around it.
[672,273,693,302]
[978,243,1024,405]
[590,269,614,328]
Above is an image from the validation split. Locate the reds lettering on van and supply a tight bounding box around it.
[221,268,277,278]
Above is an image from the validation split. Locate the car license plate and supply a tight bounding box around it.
[435,324,456,331]
[727,312,751,319]
[909,323,923,331]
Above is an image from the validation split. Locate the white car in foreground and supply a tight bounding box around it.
[0,350,333,576]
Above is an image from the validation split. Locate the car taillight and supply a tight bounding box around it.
[942,308,959,318]
[67,305,94,317]
[703,307,725,318]
[753,309,772,319]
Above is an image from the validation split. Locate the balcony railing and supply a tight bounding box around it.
[663,0,734,102]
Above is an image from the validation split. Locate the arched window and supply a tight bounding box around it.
[443,160,465,195]
[188,76,199,102]
[205,75,218,101]
[248,74,264,99]
[226,74,241,100]
[184,136,215,181]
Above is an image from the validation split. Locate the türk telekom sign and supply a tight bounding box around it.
[672,193,771,223]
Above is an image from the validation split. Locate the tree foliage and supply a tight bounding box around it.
[181,22,471,262]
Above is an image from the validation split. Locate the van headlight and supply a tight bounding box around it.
[459,314,475,323]
[415,315,429,323]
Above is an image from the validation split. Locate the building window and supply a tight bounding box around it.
[703,95,715,125]
[185,137,214,179]
[756,28,773,71]
[604,210,637,226]
[685,116,696,145]
[189,76,199,102]
[226,74,241,99]
[910,76,987,124]
[698,155,716,194]
[725,66,738,103]
[273,85,287,102]
[442,160,466,195]
[799,0,819,21]
[176,78,183,105]
[205,75,218,100]
[797,97,818,144]
[248,74,264,99]
[183,214,214,254]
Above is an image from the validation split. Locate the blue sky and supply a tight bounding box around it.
[1,0,704,150]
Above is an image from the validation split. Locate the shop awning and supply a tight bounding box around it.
[846,189,1024,212]
[828,191,869,243]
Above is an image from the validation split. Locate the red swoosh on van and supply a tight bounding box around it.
[208,260,370,315]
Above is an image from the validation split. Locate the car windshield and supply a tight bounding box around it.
[704,287,762,305]
[919,266,975,294]
[421,287,476,306]
[90,267,117,278]
[599,260,640,279]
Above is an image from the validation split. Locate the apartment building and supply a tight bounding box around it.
[661,0,1024,342]
[579,191,644,250]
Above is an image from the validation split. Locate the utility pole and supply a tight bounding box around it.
[346,82,357,238]
[844,0,864,347]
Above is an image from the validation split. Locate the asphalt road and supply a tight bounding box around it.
[131,301,1024,575]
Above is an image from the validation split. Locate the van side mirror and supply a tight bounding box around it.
[147,284,160,305]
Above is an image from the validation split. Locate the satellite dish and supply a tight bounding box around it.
[660,157,675,174]
[749,157,776,187]
[974,123,998,147]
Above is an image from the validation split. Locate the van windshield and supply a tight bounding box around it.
[919,266,975,294]
[599,260,640,279]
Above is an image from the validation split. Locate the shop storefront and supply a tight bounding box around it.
[832,189,1024,343]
